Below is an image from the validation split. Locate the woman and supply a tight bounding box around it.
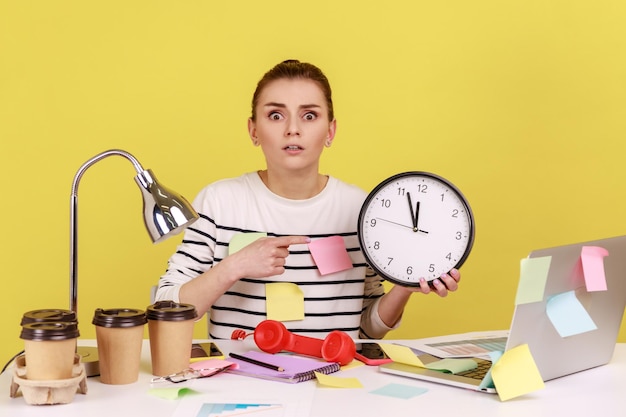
[155,60,460,340]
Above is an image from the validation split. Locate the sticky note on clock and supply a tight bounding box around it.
[308,236,353,275]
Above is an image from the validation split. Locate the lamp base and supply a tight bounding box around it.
[77,346,100,377]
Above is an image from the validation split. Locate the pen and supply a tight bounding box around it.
[229,352,284,372]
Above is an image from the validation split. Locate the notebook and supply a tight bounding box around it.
[226,351,341,383]
[379,235,626,393]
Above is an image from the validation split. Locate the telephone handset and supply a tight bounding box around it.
[253,320,356,366]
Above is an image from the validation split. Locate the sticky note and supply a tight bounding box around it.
[265,282,304,321]
[546,290,597,337]
[315,372,363,388]
[491,344,544,401]
[308,236,353,275]
[378,343,425,367]
[515,256,551,305]
[581,246,609,292]
[369,383,428,399]
[228,232,267,255]
[425,358,478,374]
[478,351,502,390]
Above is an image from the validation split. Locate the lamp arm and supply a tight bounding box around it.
[69,149,145,313]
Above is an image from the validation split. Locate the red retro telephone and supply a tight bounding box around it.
[252,320,356,366]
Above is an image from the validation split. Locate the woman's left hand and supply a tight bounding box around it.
[404,268,461,297]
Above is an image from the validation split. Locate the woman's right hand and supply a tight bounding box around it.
[226,235,310,281]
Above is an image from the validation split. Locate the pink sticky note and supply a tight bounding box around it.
[308,236,353,276]
[581,246,609,292]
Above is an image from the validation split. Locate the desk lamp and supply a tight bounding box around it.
[70,149,199,376]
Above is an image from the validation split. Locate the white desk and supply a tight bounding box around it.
[2,340,626,416]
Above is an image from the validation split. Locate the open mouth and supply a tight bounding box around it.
[284,145,303,151]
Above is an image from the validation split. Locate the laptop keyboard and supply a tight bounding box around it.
[455,358,493,381]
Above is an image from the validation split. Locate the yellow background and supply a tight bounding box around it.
[1,1,625,365]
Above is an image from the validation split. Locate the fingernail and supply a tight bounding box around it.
[305,237,311,243]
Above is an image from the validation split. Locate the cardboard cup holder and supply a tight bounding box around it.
[9,354,88,405]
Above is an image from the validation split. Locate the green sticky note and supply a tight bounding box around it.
[425,358,478,374]
[229,232,267,255]
[515,256,551,305]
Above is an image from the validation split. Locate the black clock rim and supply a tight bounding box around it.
[357,171,475,287]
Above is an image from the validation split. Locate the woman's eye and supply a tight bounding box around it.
[303,112,317,121]
[269,111,283,120]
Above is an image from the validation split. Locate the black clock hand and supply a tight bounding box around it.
[407,193,429,234]
[407,192,418,232]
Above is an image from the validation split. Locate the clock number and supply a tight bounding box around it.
[387,257,393,266]
[380,199,391,208]
[369,218,377,227]
[440,193,445,202]
[446,253,452,261]
[407,266,413,275]
[373,241,380,250]
[456,231,463,240]
[397,187,405,196]
[428,264,435,273]
[452,209,459,218]
[417,184,428,193]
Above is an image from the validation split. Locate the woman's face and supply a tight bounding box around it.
[248,78,336,174]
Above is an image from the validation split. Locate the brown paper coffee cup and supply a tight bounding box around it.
[146,301,197,377]
[93,308,147,385]
[20,322,79,380]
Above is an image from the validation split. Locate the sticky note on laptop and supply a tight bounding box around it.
[546,290,597,337]
[581,246,609,292]
[491,344,544,401]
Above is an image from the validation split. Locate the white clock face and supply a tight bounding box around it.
[358,172,474,287]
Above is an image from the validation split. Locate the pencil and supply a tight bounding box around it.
[229,352,285,372]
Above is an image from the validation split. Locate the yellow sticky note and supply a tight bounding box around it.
[265,282,304,321]
[314,371,363,388]
[491,344,544,401]
[378,343,425,367]
[228,232,267,255]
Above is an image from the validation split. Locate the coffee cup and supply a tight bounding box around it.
[146,300,197,376]
[20,321,80,380]
[21,309,77,326]
[92,308,147,384]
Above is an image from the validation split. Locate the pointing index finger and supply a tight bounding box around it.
[274,235,311,248]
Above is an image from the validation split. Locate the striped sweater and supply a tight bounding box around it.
[155,172,390,340]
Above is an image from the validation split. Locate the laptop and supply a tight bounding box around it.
[379,235,626,393]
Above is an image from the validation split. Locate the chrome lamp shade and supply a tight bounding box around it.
[135,168,198,244]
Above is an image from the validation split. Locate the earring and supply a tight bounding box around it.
[325,140,332,147]
[253,140,259,146]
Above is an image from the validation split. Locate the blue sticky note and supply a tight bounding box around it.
[546,290,597,337]
[369,383,428,399]
[478,351,502,390]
